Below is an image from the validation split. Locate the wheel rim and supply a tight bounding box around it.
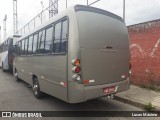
[33,82,38,95]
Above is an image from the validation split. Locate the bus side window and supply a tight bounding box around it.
[28,36,33,55]
[25,38,28,55]
[21,40,25,55]
[33,34,38,54]
[61,20,68,52]
[18,41,21,55]
[53,22,61,53]
[37,30,45,54]
[45,26,53,54]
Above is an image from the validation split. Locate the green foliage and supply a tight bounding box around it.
[144,102,155,111]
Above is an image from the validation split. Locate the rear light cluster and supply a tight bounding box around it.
[72,66,81,73]
[72,59,82,83]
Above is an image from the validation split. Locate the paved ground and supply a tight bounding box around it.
[0,70,159,120]
[116,85,160,110]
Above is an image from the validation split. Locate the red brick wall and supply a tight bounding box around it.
[128,19,160,87]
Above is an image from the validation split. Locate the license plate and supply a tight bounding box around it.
[103,86,115,94]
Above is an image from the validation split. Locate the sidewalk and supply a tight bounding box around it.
[115,85,160,111]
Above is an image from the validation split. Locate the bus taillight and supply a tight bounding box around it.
[72,66,81,73]
[72,59,80,66]
[72,59,82,83]
[72,74,81,82]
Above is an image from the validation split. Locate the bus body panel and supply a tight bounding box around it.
[75,10,130,86]
[67,6,130,103]
[67,79,129,103]
[13,10,72,102]
[13,5,130,103]
[15,55,68,102]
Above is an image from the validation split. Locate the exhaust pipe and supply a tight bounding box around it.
[106,94,114,99]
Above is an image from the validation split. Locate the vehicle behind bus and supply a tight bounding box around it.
[13,5,130,103]
[0,35,21,71]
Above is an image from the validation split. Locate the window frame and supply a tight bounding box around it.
[24,37,29,55]
[15,16,69,56]
[27,35,34,56]
[52,17,69,55]
[32,33,38,55]
[36,29,46,55]
[21,39,25,56]
[43,24,54,55]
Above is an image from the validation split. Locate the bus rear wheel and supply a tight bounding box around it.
[33,78,43,99]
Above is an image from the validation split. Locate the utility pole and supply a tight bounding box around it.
[0,26,1,44]
[13,0,18,34]
[3,15,7,41]
[66,0,67,8]
[49,0,58,18]
[123,0,125,22]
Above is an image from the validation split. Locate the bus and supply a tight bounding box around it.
[13,5,130,103]
[0,35,21,72]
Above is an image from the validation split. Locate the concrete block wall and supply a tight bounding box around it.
[128,19,160,87]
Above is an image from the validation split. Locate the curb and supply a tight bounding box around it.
[114,95,160,111]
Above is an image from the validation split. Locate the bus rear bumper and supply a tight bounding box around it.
[84,78,130,101]
[68,78,130,103]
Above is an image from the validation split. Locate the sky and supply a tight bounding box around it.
[0,0,160,42]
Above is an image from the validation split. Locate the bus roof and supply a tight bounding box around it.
[74,5,124,22]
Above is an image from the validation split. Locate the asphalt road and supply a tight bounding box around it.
[0,69,159,120]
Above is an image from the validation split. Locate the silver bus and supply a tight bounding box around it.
[13,5,130,103]
[0,35,21,72]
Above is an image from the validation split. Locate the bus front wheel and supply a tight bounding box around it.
[15,69,21,82]
[33,78,43,99]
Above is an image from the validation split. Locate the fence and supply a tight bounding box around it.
[17,0,160,36]
[17,0,124,35]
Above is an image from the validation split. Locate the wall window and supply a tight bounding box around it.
[45,26,53,54]
[28,36,33,55]
[37,30,45,54]
[53,22,61,53]
[33,34,38,54]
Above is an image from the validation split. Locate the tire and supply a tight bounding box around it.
[32,78,43,99]
[15,70,21,82]
[16,74,21,82]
